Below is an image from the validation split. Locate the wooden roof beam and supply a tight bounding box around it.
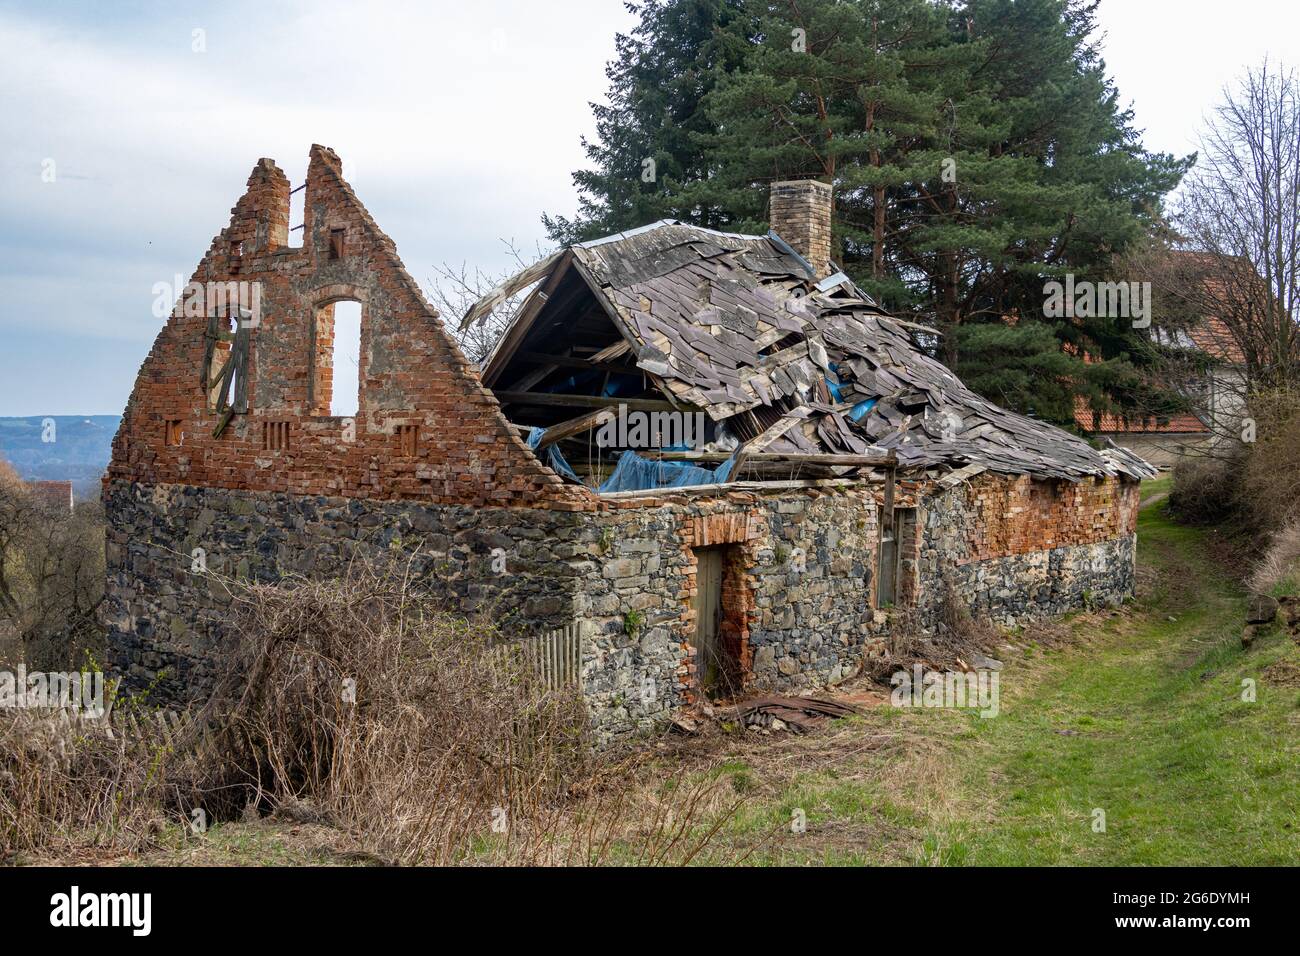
[494,391,682,412]
[533,406,618,450]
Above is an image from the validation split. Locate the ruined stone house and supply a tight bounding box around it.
[104,146,1154,742]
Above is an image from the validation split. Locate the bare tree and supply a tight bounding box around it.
[1174,60,1300,391]
[427,239,553,366]
[1123,61,1300,460]
[0,478,105,670]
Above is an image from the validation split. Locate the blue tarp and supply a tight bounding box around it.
[600,449,735,491]
[527,428,735,493]
[825,374,844,402]
[525,427,582,483]
[849,397,878,422]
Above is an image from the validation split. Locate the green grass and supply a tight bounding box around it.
[91,476,1298,867]
[702,486,1300,866]
[928,499,1299,865]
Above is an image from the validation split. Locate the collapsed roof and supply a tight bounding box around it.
[462,220,1155,484]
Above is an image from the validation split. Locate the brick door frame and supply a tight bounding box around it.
[678,510,760,703]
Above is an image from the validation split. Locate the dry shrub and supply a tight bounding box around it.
[0,702,180,859]
[1168,454,1243,525]
[0,485,106,673]
[1170,390,1300,577]
[3,557,743,865]
[1170,390,1300,534]
[865,580,1000,680]
[190,559,600,864]
[1247,520,1300,595]
[1241,389,1300,531]
[934,580,1000,651]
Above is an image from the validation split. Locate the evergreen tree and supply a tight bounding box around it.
[551,0,1193,427]
[683,0,972,302]
[542,0,754,244]
[933,0,1192,417]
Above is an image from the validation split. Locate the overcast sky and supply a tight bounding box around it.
[0,0,1292,416]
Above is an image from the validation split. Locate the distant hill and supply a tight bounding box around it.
[0,415,120,501]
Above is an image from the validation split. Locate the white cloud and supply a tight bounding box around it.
[0,0,1294,416]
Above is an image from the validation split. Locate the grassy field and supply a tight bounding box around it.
[87,478,1299,866]
[689,478,1300,865]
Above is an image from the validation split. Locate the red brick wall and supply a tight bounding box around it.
[106,145,591,510]
[949,473,1139,563]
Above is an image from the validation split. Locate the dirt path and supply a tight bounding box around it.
[699,490,1300,865]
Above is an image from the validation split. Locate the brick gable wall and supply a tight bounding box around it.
[105,146,590,510]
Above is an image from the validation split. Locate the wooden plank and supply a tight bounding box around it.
[592,340,631,363]
[507,361,561,393]
[494,391,682,412]
[647,450,897,467]
[533,406,617,450]
[880,462,897,534]
[514,351,634,373]
[598,477,867,499]
[211,406,235,439]
[481,250,574,386]
[570,254,641,346]
[729,405,813,476]
[460,250,563,330]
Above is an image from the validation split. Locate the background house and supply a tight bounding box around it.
[1074,252,1251,469]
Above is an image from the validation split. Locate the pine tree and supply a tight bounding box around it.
[551,0,1193,427]
[930,0,1191,419]
[541,0,754,244]
[684,0,979,309]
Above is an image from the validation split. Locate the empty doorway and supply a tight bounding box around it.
[692,546,745,700]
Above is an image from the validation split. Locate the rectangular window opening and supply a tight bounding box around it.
[164,419,184,447]
[287,183,305,248]
[311,301,362,418]
[328,227,345,260]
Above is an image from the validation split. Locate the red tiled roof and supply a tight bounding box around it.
[1071,250,1246,434]
[1185,312,1247,364]
[1072,396,1208,434]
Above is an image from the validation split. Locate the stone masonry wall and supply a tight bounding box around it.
[104,476,890,744]
[106,468,1141,742]
[913,473,1141,627]
[575,484,888,742]
[102,479,592,705]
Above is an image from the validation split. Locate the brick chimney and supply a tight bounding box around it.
[769,179,833,278]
